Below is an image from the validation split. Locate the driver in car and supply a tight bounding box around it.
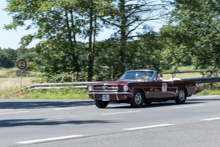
[135,73,141,79]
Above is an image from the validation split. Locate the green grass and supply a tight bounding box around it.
[196,89,220,96]
[22,88,89,99]
[175,65,196,71]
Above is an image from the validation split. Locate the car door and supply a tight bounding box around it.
[165,80,178,98]
[131,81,154,100]
[153,81,177,98]
[142,82,154,100]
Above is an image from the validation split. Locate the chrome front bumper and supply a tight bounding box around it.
[87,92,133,95]
[87,92,133,101]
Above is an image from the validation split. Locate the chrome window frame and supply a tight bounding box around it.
[117,70,158,82]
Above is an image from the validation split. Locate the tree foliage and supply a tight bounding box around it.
[4,0,168,80]
[0,48,17,68]
[159,0,220,69]
[99,0,167,72]
[4,0,220,81]
[0,47,40,70]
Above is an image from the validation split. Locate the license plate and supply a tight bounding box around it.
[102,95,110,101]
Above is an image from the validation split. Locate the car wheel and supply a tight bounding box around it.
[175,89,187,104]
[129,90,144,108]
[95,100,109,108]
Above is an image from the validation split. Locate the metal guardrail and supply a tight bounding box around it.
[162,70,220,74]
[28,82,99,89]
[182,77,220,84]
[6,82,100,95]
[22,77,220,90]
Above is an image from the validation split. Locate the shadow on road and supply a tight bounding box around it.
[107,100,206,109]
[0,119,115,128]
[0,100,94,109]
[188,98,220,101]
[0,96,217,110]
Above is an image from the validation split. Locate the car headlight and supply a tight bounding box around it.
[88,86,93,91]
[123,85,128,91]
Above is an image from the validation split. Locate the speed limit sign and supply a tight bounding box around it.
[17,59,27,70]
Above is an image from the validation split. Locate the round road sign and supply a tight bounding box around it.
[17,59,27,70]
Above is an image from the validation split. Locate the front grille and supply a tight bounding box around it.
[93,85,118,91]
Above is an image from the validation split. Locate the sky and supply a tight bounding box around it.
[0,0,165,49]
[0,0,37,49]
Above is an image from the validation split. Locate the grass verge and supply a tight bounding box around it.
[21,88,89,99]
[196,89,220,96]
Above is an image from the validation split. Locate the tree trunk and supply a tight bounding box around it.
[65,9,79,78]
[119,0,126,73]
[69,9,80,79]
[65,10,74,48]
[70,9,77,45]
[88,1,94,81]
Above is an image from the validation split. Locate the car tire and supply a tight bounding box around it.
[129,90,144,108]
[95,100,109,108]
[175,89,187,104]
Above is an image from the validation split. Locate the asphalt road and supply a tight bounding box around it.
[1,95,220,147]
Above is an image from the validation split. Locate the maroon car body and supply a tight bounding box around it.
[87,70,196,108]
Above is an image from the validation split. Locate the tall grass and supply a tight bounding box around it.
[0,68,17,78]
[0,68,89,99]
[0,68,38,98]
[0,68,40,78]
[0,77,33,98]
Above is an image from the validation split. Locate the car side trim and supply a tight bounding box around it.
[87,92,133,95]
[116,94,119,101]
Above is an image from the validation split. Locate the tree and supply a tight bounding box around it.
[159,0,220,69]
[4,0,168,80]
[4,0,83,73]
[5,0,114,81]
[129,31,165,71]
[17,47,41,71]
[0,51,9,68]
[76,0,113,81]
[99,0,167,73]
[0,48,17,68]
[92,37,122,81]
[91,30,165,81]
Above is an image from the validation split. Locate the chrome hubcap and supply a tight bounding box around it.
[179,90,185,101]
[135,93,142,105]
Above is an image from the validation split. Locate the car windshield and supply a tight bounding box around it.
[118,71,154,81]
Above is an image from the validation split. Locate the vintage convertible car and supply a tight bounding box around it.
[87,70,196,108]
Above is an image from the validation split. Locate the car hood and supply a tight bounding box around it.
[88,80,150,86]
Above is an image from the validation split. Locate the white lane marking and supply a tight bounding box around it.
[53,107,75,110]
[201,117,220,121]
[102,110,141,116]
[173,104,204,109]
[0,109,14,112]
[17,135,84,144]
[123,124,175,131]
[45,118,64,121]
[8,120,33,125]
[0,111,28,115]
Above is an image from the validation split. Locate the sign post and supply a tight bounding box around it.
[17,59,27,92]
[20,70,22,91]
